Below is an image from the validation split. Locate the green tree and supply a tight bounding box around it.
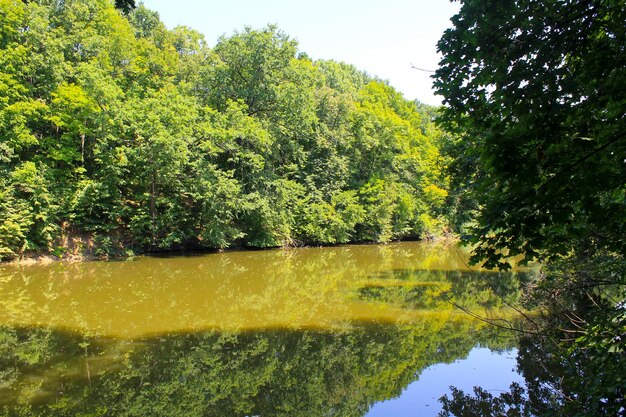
[435,0,626,269]
[0,0,449,259]
[207,25,298,116]
[115,0,136,14]
[434,1,626,415]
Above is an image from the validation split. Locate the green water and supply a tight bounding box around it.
[0,242,530,416]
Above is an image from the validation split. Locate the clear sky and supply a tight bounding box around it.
[140,0,460,106]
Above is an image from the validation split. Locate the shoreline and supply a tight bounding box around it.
[3,235,459,266]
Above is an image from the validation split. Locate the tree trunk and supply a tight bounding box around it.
[81,134,85,164]
[151,171,157,247]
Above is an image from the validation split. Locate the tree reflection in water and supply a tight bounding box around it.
[0,243,531,416]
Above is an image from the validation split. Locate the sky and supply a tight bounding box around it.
[140,0,460,106]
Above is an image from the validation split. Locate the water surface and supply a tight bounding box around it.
[0,242,529,415]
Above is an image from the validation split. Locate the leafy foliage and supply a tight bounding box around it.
[438,383,531,417]
[435,1,626,416]
[114,0,136,14]
[0,0,448,260]
[435,0,626,269]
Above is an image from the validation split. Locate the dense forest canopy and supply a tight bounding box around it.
[0,0,449,260]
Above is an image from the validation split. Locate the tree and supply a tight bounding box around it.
[0,0,448,259]
[434,0,626,269]
[115,0,136,14]
[435,2,626,415]
[208,25,298,116]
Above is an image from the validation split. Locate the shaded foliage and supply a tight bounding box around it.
[435,1,626,415]
[114,0,136,14]
[439,265,625,417]
[435,0,626,269]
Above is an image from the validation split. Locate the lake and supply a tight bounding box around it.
[0,242,530,416]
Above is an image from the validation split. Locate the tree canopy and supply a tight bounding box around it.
[434,0,626,269]
[114,0,136,14]
[435,1,626,415]
[0,0,448,260]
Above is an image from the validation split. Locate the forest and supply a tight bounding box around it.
[0,0,449,260]
[0,0,624,416]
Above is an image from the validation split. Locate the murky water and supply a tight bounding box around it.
[0,242,530,416]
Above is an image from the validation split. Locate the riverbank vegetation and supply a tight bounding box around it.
[0,0,449,261]
[1,0,624,416]
[435,0,625,415]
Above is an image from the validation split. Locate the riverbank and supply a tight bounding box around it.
[4,233,458,266]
